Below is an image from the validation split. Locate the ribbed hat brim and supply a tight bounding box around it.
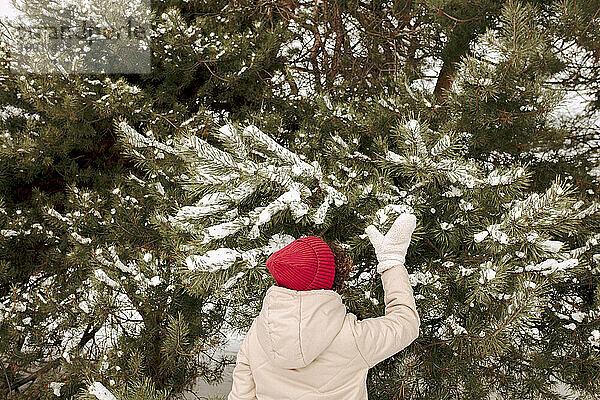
[266,236,335,291]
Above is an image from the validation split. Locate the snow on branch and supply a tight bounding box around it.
[183,134,242,170]
[242,125,322,179]
[505,178,575,224]
[169,123,347,241]
[117,119,351,277]
[88,381,119,400]
[117,120,177,155]
[185,233,297,274]
[213,123,248,159]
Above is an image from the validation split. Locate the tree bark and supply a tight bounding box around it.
[433,57,457,99]
[433,25,480,100]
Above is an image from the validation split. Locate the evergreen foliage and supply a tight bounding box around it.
[0,0,599,399]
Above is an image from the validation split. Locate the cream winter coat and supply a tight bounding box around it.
[227,263,420,400]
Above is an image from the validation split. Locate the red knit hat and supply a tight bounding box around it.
[266,236,335,291]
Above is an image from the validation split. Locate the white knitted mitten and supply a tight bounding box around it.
[365,213,416,274]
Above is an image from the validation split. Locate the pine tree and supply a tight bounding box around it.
[0,75,234,399]
[1,0,599,399]
[116,105,600,398]
[0,0,299,398]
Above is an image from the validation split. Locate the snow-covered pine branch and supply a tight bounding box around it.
[383,119,532,190]
[116,120,353,281]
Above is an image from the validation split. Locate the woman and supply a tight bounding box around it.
[228,213,420,400]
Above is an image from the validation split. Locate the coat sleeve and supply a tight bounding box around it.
[227,333,258,400]
[349,263,421,369]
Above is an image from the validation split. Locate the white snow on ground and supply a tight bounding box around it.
[185,323,244,399]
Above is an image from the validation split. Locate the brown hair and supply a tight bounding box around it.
[320,238,355,295]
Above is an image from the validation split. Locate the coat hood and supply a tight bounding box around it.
[255,285,347,369]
